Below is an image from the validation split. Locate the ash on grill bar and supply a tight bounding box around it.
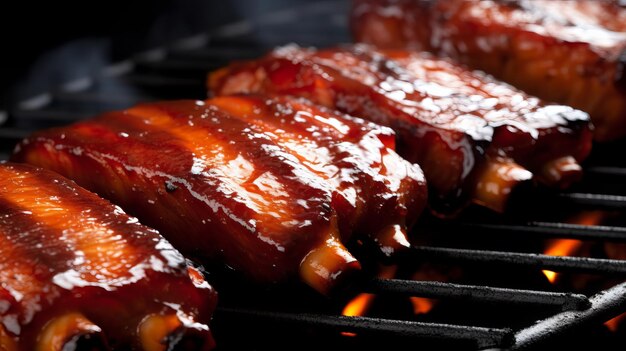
[0,1,626,351]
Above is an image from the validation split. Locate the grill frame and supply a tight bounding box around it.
[2,1,626,349]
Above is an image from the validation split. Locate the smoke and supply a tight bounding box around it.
[14,38,112,103]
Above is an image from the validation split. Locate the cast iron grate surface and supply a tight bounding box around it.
[1,2,626,350]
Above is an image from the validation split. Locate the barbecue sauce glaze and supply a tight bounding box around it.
[352,0,626,141]
[210,44,592,214]
[13,95,427,295]
[0,163,216,351]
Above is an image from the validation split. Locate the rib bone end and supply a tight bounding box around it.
[300,238,362,295]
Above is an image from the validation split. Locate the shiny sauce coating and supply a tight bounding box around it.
[13,96,426,291]
[210,44,592,212]
[0,163,216,350]
[352,0,626,141]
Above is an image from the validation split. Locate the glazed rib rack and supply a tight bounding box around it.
[1,2,626,350]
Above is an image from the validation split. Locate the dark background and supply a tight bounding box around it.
[0,0,314,108]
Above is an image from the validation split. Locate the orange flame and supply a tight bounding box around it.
[341,292,375,336]
[409,297,435,315]
[340,266,398,337]
[342,293,376,317]
[341,265,397,317]
[406,266,455,316]
[605,312,626,332]
[542,211,605,283]
[542,239,582,283]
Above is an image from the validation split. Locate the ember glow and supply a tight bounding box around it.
[341,266,397,318]
[341,264,437,322]
[542,239,582,283]
[605,312,626,332]
[342,293,376,317]
[341,293,374,336]
[409,297,434,315]
[542,211,605,283]
[340,266,397,337]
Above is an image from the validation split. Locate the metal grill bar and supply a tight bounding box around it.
[53,91,154,105]
[409,246,626,275]
[122,73,205,90]
[456,222,626,242]
[558,193,626,209]
[513,281,626,350]
[11,110,90,122]
[134,58,224,78]
[168,47,263,61]
[215,307,514,349]
[365,279,590,311]
[0,128,32,141]
[586,166,626,178]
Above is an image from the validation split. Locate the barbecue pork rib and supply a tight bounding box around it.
[209,44,593,214]
[12,95,426,295]
[351,0,626,141]
[0,163,216,351]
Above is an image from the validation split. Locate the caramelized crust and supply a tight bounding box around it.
[352,0,626,141]
[209,44,592,213]
[12,95,426,294]
[0,163,216,351]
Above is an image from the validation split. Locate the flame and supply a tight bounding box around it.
[542,239,582,283]
[542,211,605,283]
[406,265,457,316]
[341,265,397,317]
[605,312,626,332]
[340,265,397,337]
[341,292,375,336]
[342,293,376,317]
[571,211,605,227]
[409,297,434,315]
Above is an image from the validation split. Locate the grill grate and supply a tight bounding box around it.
[454,222,626,242]
[2,1,626,350]
[215,307,515,349]
[513,281,626,350]
[364,279,589,310]
[409,246,626,276]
